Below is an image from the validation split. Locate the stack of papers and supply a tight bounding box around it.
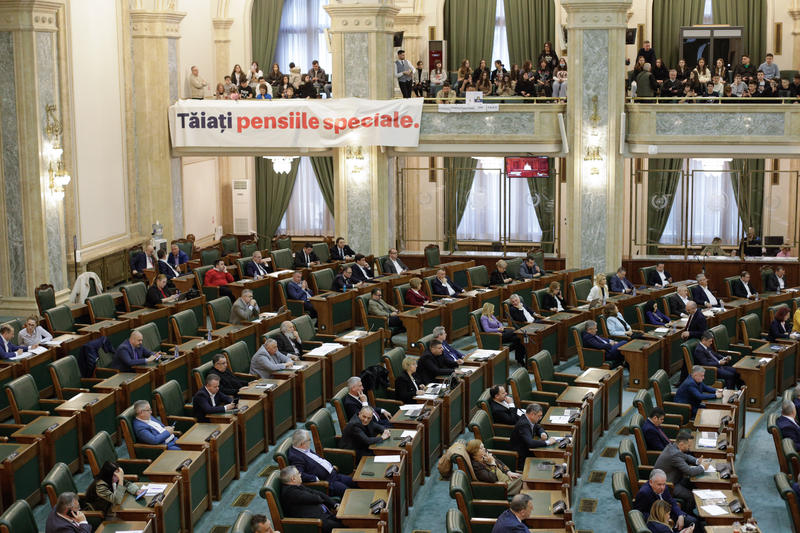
[339,331,367,341]
[29,346,50,355]
[467,349,499,361]
[759,357,771,365]
[374,455,401,463]
[697,437,718,448]
[549,415,571,424]
[141,483,168,496]
[653,327,669,334]
[415,394,438,400]
[268,269,294,277]
[700,504,729,516]
[400,430,418,438]
[254,383,275,390]
[306,343,344,356]
[44,338,65,347]
[289,364,304,370]
[694,489,726,501]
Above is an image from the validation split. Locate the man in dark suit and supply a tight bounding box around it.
[293,243,319,269]
[350,254,375,283]
[731,270,755,298]
[211,353,251,397]
[642,407,671,451]
[110,331,160,371]
[668,285,691,316]
[45,492,92,533]
[609,267,635,294]
[340,407,391,462]
[130,244,157,279]
[431,268,464,296]
[647,263,672,287]
[653,430,707,506]
[509,404,556,468]
[691,273,721,308]
[167,243,189,269]
[432,327,464,364]
[131,400,180,450]
[416,340,457,384]
[156,249,181,281]
[287,429,357,497]
[765,265,787,292]
[286,270,317,318]
[693,331,741,389]
[680,301,707,340]
[279,465,344,533]
[489,385,521,425]
[382,248,408,274]
[492,494,534,533]
[332,266,361,291]
[791,385,800,424]
[244,250,271,277]
[581,320,627,368]
[778,400,800,450]
[342,376,391,427]
[276,320,304,357]
[518,256,544,279]
[192,373,236,422]
[633,468,697,530]
[330,237,355,261]
[675,366,721,416]
[507,293,542,325]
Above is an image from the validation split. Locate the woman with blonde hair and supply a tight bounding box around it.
[465,439,522,496]
[394,357,424,403]
[647,499,694,532]
[587,273,609,303]
[490,259,513,285]
[480,303,525,366]
[541,281,567,312]
[405,277,429,306]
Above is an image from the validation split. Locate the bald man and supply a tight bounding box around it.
[110,331,161,371]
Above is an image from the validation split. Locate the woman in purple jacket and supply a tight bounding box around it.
[480,302,526,367]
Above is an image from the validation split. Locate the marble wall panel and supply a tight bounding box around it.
[168,39,183,237]
[655,112,784,136]
[420,111,536,137]
[346,169,373,255]
[343,33,369,98]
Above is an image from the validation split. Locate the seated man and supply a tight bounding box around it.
[382,248,408,274]
[130,244,156,279]
[167,243,189,270]
[492,493,534,533]
[157,249,181,280]
[342,376,391,427]
[765,265,787,292]
[675,365,722,417]
[210,353,251,397]
[432,326,464,365]
[507,293,542,325]
[244,250,271,277]
[205,259,235,301]
[330,237,355,261]
[731,270,755,298]
[693,330,741,389]
[250,338,294,379]
[340,407,391,462]
[287,270,317,318]
[350,254,375,283]
[279,466,343,533]
[367,288,404,329]
[489,385,521,425]
[110,331,160,371]
[0,324,31,359]
[332,265,361,292]
[633,469,698,530]
[248,515,276,533]
[647,263,672,287]
[581,320,626,368]
[46,492,91,533]
[431,268,464,296]
[642,407,671,451]
[680,301,707,340]
[131,400,180,450]
[668,285,691,317]
[416,339,457,384]
[293,242,319,269]
[691,273,720,308]
[791,384,800,424]
[509,404,557,468]
[653,430,707,507]
[778,400,800,451]
[609,266,635,294]
[287,429,358,497]
[275,320,304,357]
[230,288,259,325]
[518,256,543,280]
[192,373,236,422]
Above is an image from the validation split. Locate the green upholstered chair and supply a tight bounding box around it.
[83,430,150,478]
[632,389,683,427]
[768,414,791,475]
[532,287,550,313]
[41,463,104,528]
[193,265,220,300]
[49,355,104,400]
[330,387,350,434]
[191,361,214,392]
[44,304,88,334]
[311,268,335,294]
[784,438,800,480]
[449,470,509,531]
[355,292,402,339]
[466,265,490,288]
[760,267,774,292]
[631,301,651,329]
[468,411,515,463]
[5,374,62,424]
[273,437,293,469]
[200,247,221,266]
[120,282,149,310]
[392,282,416,310]
[412,332,435,354]
[507,367,557,408]
[424,244,442,267]
[571,321,608,370]
[450,447,510,500]
[135,322,170,351]
[618,438,652,488]
[207,297,233,328]
[305,408,356,475]
[629,412,678,466]
[312,242,330,263]
[275,236,292,250]
[568,278,592,305]
[708,324,751,357]
[224,341,256,378]
[85,293,120,323]
[612,471,635,530]
[476,389,514,438]
[271,248,294,271]
[445,508,468,533]
[231,510,255,533]
[0,500,38,533]
[35,283,58,315]
[529,250,545,271]
[240,241,258,258]
[469,309,502,350]
[680,339,719,386]
[220,234,239,257]
[173,239,194,259]
[117,405,167,460]
[505,257,523,280]
[775,472,800,531]
[259,469,324,533]
[639,265,657,286]
[648,370,692,426]
[374,255,389,275]
[236,256,252,278]
[169,309,208,343]
[153,380,196,432]
[382,346,406,389]
[276,278,306,317]
[723,275,739,299]
[291,315,326,346]
[627,510,651,533]
[529,350,576,393]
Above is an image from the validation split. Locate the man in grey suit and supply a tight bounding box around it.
[250,338,294,379]
[367,288,404,328]
[230,289,259,325]
[653,429,708,509]
[382,248,408,274]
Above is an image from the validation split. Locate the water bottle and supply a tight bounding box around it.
[207,330,212,342]
[173,345,179,359]
[754,292,759,301]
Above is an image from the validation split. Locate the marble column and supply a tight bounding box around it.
[562,0,631,273]
[213,16,234,232]
[791,1,800,69]
[128,7,186,242]
[325,0,399,255]
[0,0,69,313]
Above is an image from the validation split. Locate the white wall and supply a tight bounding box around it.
[182,157,221,240]
[177,0,216,98]
[68,0,128,249]
[769,0,795,72]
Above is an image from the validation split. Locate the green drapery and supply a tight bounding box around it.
[646,159,684,255]
[729,159,765,236]
[255,157,300,249]
[503,0,555,68]
[712,0,767,65]
[443,0,496,73]
[651,0,705,69]
[310,156,335,216]
[526,158,555,253]
[250,0,284,68]
[444,157,479,250]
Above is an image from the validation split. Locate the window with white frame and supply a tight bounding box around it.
[276,157,334,235]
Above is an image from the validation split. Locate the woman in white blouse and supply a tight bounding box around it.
[692,58,711,85]
[587,273,610,303]
[603,303,633,337]
[18,315,52,346]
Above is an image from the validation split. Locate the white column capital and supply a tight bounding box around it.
[324,1,400,33]
[0,0,64,32]
[561,0,632,29]
[212,17,233,43]
[129,9,186,39]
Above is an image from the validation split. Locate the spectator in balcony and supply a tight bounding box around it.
[721,84,735,103]
[309,60,331,98]
[538,41,559,71]
[730,73,747,96]
[686,70,701,93]
[456,59,472,92]
[476,71,493,97]
[266,63,283,86]
[702,81,719,103]
[490,60,508,83]
[508,64,520,91]
[779,78,793,101]
[712,75,725,95]
[754,79,772,99]
[628,55,645,90]
[756,69,768,92]
[713,58,727,81]
[459,78,476,97]
[660,69,683,101]
[429,61,446,97]
[534,60,552,97]
[678,84,696,104]
[742,81,757,101]
[521,60,534,79]
[395,50,414,98]
[770,79,782,101]
[637,40,656,68]
[675,58,689,82]
[653,58,669,88]
[223,76,235,96]
[189,66,207,99]
[288,62,301,88]
[494,74,514,98]
[298,74,317,99]
[274,75,291,99]
[412,60,429,97]
[551,58,567,98]
[283,85,296,99]
[214,83,226,99]
[733,54,757,84]
[231,64,246,85]
[515,71,535,98]
[237,77,254,99]
[692,58,711,85]
[635,63,657,99]
[436,81,457,103]
[472,59,490,84]
[790,74,800,97]
[256,83,272,100]
[759,53,780,80]
[248,61,263,89]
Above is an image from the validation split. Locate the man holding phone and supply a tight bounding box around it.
[45,492,91,533]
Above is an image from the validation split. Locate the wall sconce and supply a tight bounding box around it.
[345,146,368,182]
[583,95,603,178]
[262,156,297,174]
[45,104,70,200]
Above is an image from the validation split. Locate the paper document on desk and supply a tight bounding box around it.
[415,394,438,400]
[468,349,499,359]
[28,346,49,355]
[400,430,418,438]
[398,404,421,411]
[306,343,344,356]
[700,504,728,516]
[142,483,168,496]
[653,327,669,334]
[702,310,715,317]
[705,463,717,473]
[694,489,726,500]
[697,438,717,448]
[374,455,401,463]
[44,338,65,347]
[549,415,571,424]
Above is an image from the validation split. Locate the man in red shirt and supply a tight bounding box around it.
[205,259,235,301]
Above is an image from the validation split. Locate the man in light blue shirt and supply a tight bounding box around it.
[758,53,780,80]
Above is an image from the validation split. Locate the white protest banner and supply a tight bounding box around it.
[169,97,424,149]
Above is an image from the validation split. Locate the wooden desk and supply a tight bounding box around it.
[424,297,471,339]
[693,488,751,526]
[251,309,292,339]
[375,273,413,305]
[207,397,266,470]
[539,406,583,474]
[176,337,223,371]
[522,457,573,491]
[417,381,464,446]
[753,341,798,393]
[237,378,295,444]
[158,296,206,341]
[229,276,272,311]
[176,422,239,500]
[42,332,91,359]
[336,488,392,531]
[93,372,152,413]
[498,279,536,309]
[336,330,382,377]
[556,387,603,451]
[515,322,559,360]
[134,354,191,399]
[706,526,760,533]
[78,318,131,347]
[353,455,406,531]
[689,430,735,460]
[690,460,737,489]
[172,274,197,294]
[573,367,623,429]
[6,346,57,398]
[463,348,509,387]
[455,364,486,420]
[694,409,736,441]
[311,291,356,334]
[277,359,324,421]
[642,326,686,376]
[520,487,572,530]
[210,323,258,357]
[706,307,739,343]
[370,428,424,505]
[0,442,42,509]
[399,306,442,355]
[733,355,777,411]
[725,297,763,331]
[113,481,182,533]
[561,267,594,286]
[541,311,587,361]
[12,415,81,474]
[619,338,662,390]
[117,306,171,344]
[462,287,502,315]
[390,401,443,476]
[96,520,153,533]
[143,450,211,531]
[54,392,117,444]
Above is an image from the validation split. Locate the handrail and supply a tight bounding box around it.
[626,96,798,104]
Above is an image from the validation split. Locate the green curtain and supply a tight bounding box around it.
[504,0,555,68]
[255,157,300,249]
[712,0,767,65]
[443,0,496,73]
[646,159,684,255]
[444,157,479,250]
[526,158,555,253]
[250,0,284,68]
[729,159,765,236]
[651,0,705,69]
[310,156,335,216]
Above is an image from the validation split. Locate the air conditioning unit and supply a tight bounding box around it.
[232,179,252,235]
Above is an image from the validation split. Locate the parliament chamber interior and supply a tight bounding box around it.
[3,0,800,532]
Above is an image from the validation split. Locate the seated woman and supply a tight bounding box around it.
[84,461,144,518]
[645,301,671,326]
[701,237,724,256]
[603,303,633,337]
[475,71,492,97]
[405,277,429,306]
[146,274,177,307]
[490,259,513,285]
[18,315,52,346]
[465,439,522,496]
[480,303,525,366]
[394,356,425,404]
[541,281,567,312]
[646,499,694,533]
[769,305,795,341]
[587,273,610,303]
